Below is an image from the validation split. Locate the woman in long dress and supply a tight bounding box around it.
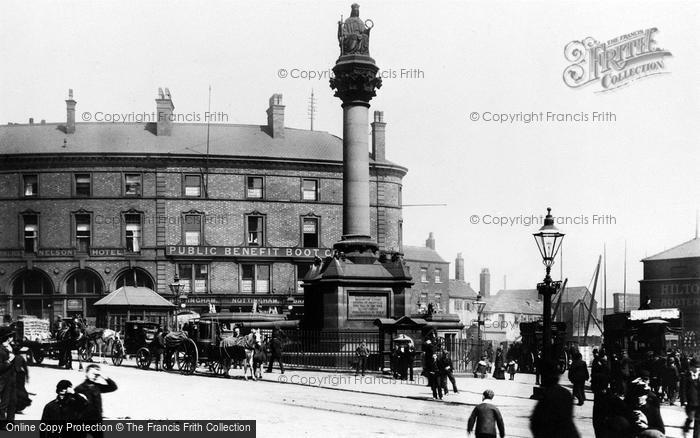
[493,347,506,380]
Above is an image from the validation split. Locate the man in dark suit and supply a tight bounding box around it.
[568,352,589,405]
[265,327,285,374]
[530,359,580,438]
[683,358,700,438]
[74,364,117,438]
[40,380,88,438]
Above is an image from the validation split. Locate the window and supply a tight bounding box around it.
[302,179,318,201]
[455,300,463,311]
[302,217,319,247]
[23,175,38,197]
[296,264,311,293]
[246,177,263,199]
[124,174,142,197]
[125,214,142,253]
[246,215,264,246]
[12,270,52,295]
[75,214,91,252]
[420,268,428,283]
[178,264,208,294]
[241,264,270,293]
[184,175,202,197]
[435,294,442,310]
[75,174,91,197]
[434,268,442,283]
[66,270,102,294]
[115,268,154,289]
[23,215,38,253]
[183,214,202,245]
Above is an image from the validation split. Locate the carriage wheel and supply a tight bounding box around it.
[211,360,228,377]
[557,351,569,373]
[163,349,175,371]
[176,339,198,375]
[32,348,44,365]
[136,347,152,370]
[111,341,124,366]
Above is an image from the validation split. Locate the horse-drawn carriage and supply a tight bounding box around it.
[11,316,91,366]
[517,320,571,373]
[110,320,162,369]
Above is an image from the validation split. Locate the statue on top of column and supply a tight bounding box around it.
[337,3,373,56]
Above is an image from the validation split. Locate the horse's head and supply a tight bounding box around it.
[250,329,262,346]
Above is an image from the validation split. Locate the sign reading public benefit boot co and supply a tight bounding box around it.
[166,245,333,259]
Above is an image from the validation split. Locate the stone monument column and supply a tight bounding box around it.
[330,3,383,257]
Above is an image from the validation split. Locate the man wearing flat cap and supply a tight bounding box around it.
[40,380,88,438]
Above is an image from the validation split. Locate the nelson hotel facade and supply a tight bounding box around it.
[0,89,406,326]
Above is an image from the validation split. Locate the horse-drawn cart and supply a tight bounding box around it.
[110,320,163,369]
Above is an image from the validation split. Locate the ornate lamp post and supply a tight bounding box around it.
[474,294,487,363]
[532,208,565,365]
[169,274,186,328]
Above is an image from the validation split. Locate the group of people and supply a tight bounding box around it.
[422,331,459,400]
[40,364,118,438]
[0,326,31,425]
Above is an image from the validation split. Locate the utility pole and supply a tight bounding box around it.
[308,89,317,131]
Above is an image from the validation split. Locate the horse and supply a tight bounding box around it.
[56,320,87,370]
[83,327,119,363]
[252,342,268,379]
[219,329,262,380]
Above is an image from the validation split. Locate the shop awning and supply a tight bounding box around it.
[94,286,175,308]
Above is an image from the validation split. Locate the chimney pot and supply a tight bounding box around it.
[455,253,465,281]
[266,94,285,138]
[155,87,175,136]
[41,119,46,124]
[65,89,76,134]
[371,110,386,161]
[29,118,34,125]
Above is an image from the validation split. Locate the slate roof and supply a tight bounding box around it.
[484,289,542,315]
[448,279,478,299]
[0,122,402,167]
[94,286,175,308]
[403,245,447,264]
[643,238,700,261]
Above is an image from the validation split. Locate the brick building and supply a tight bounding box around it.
[403,232,450,314]
[0,89,407,328]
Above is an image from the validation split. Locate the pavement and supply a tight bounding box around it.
[14,358,693,438]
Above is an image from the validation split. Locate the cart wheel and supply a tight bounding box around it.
[211,360,228,376]
[176,339,198,375]
[136,347,152,370]
[32,349,44,365]
[163,349,175,371]
[111,341,124,366]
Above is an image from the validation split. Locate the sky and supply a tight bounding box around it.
[1,0,699,305]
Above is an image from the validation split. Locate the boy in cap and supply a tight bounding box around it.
[467,389,505,438]
[40,380,88,438]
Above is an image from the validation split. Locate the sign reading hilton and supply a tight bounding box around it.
[166,246,333,259]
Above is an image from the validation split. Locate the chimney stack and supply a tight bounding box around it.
[155,87,174,136]
[371,111,385,161]
[266,94,285,138]
[425,232,435,250]
[480,268,491,297]
[65,89,76,134]
[29,118,34,125]
[455,253,465,281]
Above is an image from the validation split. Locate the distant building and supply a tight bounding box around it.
[613,293,640,313]
[640,237,700,356]
[403,233,450,314]
[447,278,478,329]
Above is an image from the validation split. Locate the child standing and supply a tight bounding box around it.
[468,389,506,438]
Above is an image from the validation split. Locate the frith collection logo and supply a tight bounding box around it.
[563,28,672,92]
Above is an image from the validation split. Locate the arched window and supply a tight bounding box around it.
[66,270,103,295]
[12,270,53,295]
[115,268,154,289]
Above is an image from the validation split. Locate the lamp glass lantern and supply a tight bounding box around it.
[533,208,565,269]
[474,295,486,314]
[169,275,186,302]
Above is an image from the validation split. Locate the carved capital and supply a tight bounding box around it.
[330,61,382,104]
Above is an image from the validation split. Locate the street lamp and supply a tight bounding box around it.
[169,274,186,328]
[474,294,487,367]
[532,207,564,367]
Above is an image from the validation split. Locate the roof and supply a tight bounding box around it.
[484,289,542,315]
[94,286,175,308]
[403,245,447,264]
[448,279,478,299]
[643,237,700,261]
[0,122,401,167]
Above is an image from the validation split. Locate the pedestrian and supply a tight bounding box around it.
[534,350,543,385]
[467,389,505,438]
[265,327,285,374]
[530,359,580,438]
[507,359,517,381]
[568,351,589,405]
[40,380,88,438]
[476,355,489,379]
[592,374,635,438]
[437,347,458,394]
[661,356,679,405]
[355,339,369,376]
[0,327,17,424]
[492,347,506,380]
[74,364,118,438]
[626,375,665,436]
[683,358,700,438]
[13,346,31,414]
[152,327,165,371]
[591,349,611,396]
[680,353,690,407]
[426,353,443,400]
[619,350,633,397]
